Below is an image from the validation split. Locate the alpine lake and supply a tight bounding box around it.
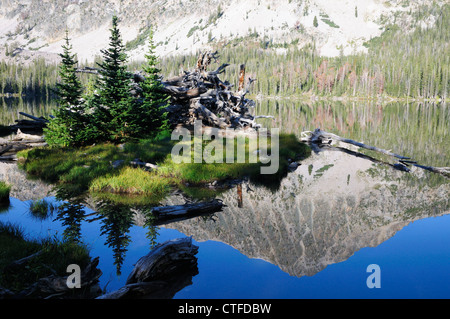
[1,96,449,299]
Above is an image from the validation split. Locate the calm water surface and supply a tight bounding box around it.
[0,98,449,298]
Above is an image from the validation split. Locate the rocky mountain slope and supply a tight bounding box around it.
[0,0,443,64]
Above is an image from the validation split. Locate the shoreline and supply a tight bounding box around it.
[249,93,449,104]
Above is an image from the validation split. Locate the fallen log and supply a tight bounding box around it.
[314,143,411,172]
[0,145,13,156]
[18,112,49,123]
[6,113,50,132]
[0,135,47,159]
[4,257,102,299]
[0,139,46,146]
[13,129,44,141]
[151,198,224,226]
[97,238,199,299]
[302,128,449,178]
[301,128,411,160]
[130,158,158,170]
[0,155,17,162]
[126,237,198,284]
[3,250,44,274]
[412,164,450,178]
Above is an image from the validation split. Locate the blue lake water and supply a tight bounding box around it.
[1,100,449,299]
[1,195,449,299]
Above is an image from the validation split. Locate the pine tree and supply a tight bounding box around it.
[55,32,83,106]
[91,15,134,143]
[313,16,318,28]
[139,28,170,136]
[44,31,87,147]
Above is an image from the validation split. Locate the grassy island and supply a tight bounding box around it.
[17,132,311,204]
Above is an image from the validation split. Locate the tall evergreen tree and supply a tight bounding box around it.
[92,15,135,143]
[44,31,87,147]
[139,28,170,135]
[55,32,83,106]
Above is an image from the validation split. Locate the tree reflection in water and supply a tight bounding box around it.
[53,185,163,276]
[95,201,134,276]
[54,185,87,243]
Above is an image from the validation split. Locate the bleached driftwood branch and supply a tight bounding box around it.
[301,128,410,160]
[301,128,449,178]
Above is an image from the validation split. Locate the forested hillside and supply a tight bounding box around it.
[157,2,449,99]
[1,1,448,100]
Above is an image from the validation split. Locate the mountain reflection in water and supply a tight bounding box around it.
[0,99,448,298]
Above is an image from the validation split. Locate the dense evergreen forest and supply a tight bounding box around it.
[1,3,448,100]
[0,58,57,97]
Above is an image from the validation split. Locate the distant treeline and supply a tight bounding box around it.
[0,57,97,97]
[1,3,449,100]
[0,58,58,97]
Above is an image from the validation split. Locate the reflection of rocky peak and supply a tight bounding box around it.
[149,149,449,277]
[0,162,53,201]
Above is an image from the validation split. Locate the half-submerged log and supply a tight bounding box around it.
[151,198,224,226]
[301,128,450,178]
[97,237,199,299]
[301,128,410,160]
[413,164,450,178]
[18,112,49,123]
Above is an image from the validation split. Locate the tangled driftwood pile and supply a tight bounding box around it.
[156,51,265,129]
[80,50,271,130]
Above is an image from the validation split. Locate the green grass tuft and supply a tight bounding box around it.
[28,199,56,220]
[0,181,11,204]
